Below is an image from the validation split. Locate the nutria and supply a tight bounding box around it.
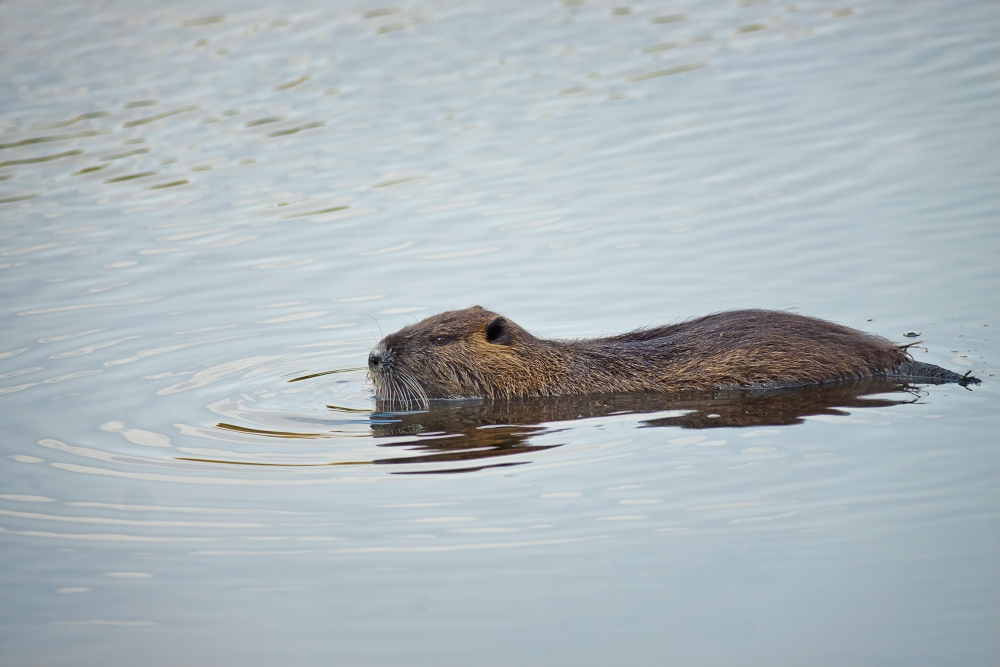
[367,306,977,406]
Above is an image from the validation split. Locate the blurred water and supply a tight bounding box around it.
[1,0,998,665]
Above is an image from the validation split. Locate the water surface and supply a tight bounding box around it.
[1,0,998,665]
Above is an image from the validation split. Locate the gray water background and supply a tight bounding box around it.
[1,0,998,665]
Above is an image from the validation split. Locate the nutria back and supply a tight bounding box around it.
[367,306,971,405]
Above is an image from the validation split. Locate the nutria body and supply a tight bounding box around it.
[367,307,975,406]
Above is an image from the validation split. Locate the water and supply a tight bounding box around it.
[2,0,998,664]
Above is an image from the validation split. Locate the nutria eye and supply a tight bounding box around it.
[485,317,510,345]
[433,335,452,346]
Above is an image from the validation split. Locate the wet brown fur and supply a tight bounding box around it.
[368,306,921,405]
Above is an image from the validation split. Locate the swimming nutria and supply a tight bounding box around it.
[367,307,977,406]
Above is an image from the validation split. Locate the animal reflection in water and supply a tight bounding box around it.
[364,378,932,473]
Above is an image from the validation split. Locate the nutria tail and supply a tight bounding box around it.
[885,360,981,386]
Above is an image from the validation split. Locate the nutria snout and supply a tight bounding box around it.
[367,306,978,407]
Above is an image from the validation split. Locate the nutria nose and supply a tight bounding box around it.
[368,351,381,368]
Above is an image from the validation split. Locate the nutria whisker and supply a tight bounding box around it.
[365,314,384,341]
[392,379,404,404]
[370,361,430,410]
[365,306,980,402]
[396,366,429,409]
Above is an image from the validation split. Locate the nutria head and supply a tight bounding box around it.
[368,306,542,406]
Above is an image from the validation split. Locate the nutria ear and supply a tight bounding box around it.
[485,317,510,345]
